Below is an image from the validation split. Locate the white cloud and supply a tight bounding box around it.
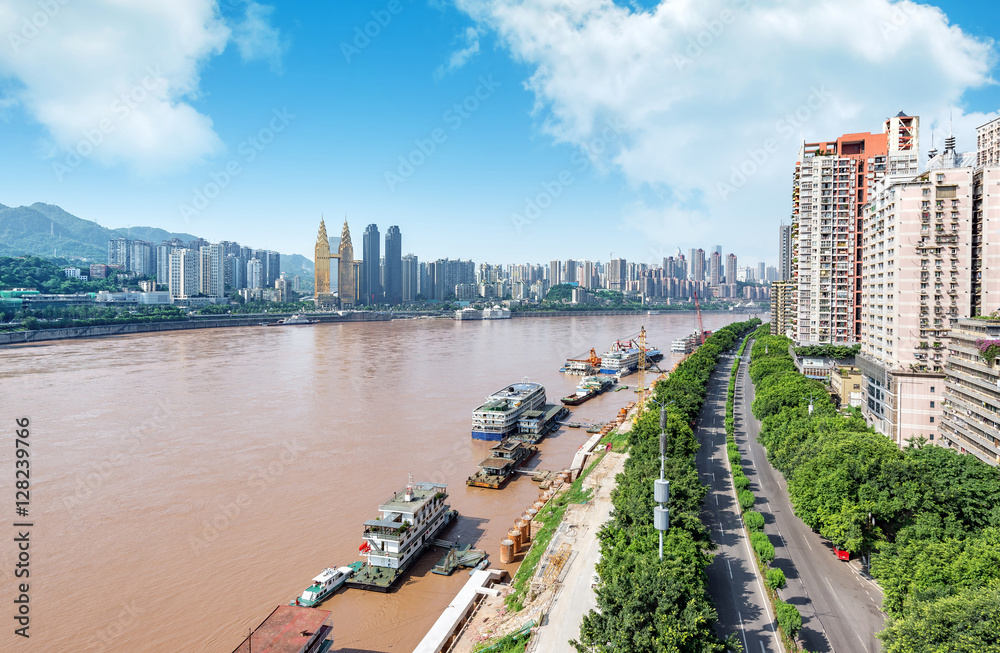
[231,1,287,73]
[435,26,482,79]
[453,0,996,261]
[0,0,285,175]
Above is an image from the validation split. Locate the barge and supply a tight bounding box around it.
[346,477,456,592]
[467,439,538,489]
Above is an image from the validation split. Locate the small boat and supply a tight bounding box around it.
[267,314,319,326]
[290,561,362,607]
[561,375,615,406]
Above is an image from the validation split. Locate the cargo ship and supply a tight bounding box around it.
[347,477,457,592]
[471,379,547,441]
[467,439,538,489]
[289,562,363,607]
[561,375,615,406]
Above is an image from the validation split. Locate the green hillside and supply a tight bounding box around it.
[0,203,312,274]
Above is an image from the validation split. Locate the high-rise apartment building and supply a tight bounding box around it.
[580,260,594,289]
[778,224,792,281]
[384,226,402,306]
[976,116,1000,168]
[725,253,737,285]
[246,258,264,290]
[940,318,1000,466]
[564,259,577,287]
[757,262,766,282]
[770,280,795,337]
[858,159,971,444]
[709,251,721,287]
[691,249,706,282]
[401,254,418,302]
[169,249,199,298]
[362,224,381,305]
[791,112,920,345]
[199,244,225,298]
[608,258,626,292]
[549,260,561,286]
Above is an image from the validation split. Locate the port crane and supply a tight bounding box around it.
[567,348,602,369]
[693,290,706,345]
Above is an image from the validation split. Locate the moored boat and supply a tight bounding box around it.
[290,561,363,607]
[471,378,547,440]
[267,314,318,326]
[561,375,615,406]
[467,439,538,489]
[347,477,457,592]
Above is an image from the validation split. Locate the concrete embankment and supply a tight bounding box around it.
[0,311,396,346]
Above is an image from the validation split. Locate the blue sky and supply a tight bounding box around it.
[2,0,1000,267]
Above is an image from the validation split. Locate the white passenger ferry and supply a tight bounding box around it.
[471,378,547,441]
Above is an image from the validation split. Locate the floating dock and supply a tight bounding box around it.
[431,543,488,575]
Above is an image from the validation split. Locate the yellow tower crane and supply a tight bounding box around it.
[637,326,647,408]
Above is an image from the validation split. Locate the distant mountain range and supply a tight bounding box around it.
[0,202,314,279]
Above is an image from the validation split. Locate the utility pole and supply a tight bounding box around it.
[654,407,670,560]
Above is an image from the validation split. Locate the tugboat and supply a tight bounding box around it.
[289,562,363,607]
[561,375,615,406]
[467,439,538,489]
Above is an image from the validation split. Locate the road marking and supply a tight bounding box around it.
[727,559,733,578]
[738,611,748,653]
[760,642,766,653]
[713,472,716,482]
[715,494,719,505]
[805,537,812,551]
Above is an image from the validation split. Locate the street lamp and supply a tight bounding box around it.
[647,397,674,561]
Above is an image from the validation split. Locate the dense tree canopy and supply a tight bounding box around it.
[747,325,1000,649]
[573,318,760,652]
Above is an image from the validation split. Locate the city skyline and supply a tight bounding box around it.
[3,2,1000,265]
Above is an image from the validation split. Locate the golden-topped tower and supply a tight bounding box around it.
[338,218,355,307]
[314,217,332,299]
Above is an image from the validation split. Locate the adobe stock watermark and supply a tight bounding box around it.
[61,398,171,514]
[83,601,145,653]
[7,0,72,54]
[384,75,501,192]
[716,84,833,201]
[340,0,410,63]
[179,107,295,221]
[510,117,625,234]
[188,439,306,556]
[672,0,752,71]
[879,2,918,38]
[51,65,167,182]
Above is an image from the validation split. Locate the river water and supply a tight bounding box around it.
[0,311,743,652]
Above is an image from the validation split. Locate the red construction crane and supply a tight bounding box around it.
[693,291,706,345]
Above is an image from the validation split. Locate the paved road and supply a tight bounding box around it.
[697,353,783,653]
[734,341,886,653]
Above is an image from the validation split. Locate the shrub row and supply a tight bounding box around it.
[726,330,802,646]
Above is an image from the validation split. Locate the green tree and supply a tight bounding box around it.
[879,587,1000,653]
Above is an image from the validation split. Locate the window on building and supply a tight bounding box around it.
[930,386,935,392]
[930,401,935,408]
[930,416,935,423]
